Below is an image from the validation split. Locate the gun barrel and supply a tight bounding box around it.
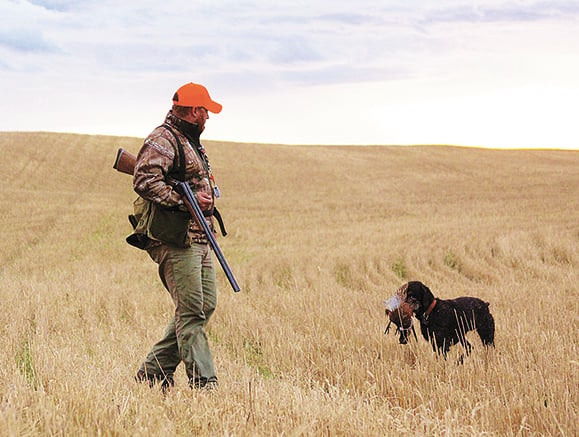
[177,182,241,292]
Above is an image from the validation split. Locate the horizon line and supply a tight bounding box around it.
[2,129,577,152]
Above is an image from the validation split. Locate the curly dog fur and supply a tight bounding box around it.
[386,281,495,357]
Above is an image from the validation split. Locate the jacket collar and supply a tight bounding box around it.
[165,111,202,143]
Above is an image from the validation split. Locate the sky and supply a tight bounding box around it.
[1,0,578,149]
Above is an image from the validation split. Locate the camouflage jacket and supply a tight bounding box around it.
[133,111,215,244]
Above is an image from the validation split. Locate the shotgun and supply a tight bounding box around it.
[113,148,240,292]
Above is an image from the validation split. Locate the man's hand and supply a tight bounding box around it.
[196,192,213,211]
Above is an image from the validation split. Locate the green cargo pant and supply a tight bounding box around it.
[139,242,217,388]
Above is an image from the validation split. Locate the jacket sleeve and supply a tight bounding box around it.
[133,134,183,208]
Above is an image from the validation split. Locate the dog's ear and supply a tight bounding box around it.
[417,282,435,311]
[405,281,422,305]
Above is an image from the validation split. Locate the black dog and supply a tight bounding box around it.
[385,281,495,357]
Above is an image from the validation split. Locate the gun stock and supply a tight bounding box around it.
[113,148,136,175]
[113,148,241,292]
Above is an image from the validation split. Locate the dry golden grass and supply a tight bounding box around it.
[0,131,577,436]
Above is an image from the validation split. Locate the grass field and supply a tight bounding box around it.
[0,131,577,436]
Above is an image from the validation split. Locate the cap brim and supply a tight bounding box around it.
[206,101,222,114]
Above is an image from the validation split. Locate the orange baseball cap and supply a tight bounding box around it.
[172,82,222,113]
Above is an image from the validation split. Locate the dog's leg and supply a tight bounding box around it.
[454,310,471,350]
[429,333,438,353]
[464,340,472,356]
[437,338,450,360]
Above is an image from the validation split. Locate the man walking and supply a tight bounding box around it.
[133,82,223,390]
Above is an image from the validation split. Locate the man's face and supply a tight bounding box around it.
[191,106,209,131]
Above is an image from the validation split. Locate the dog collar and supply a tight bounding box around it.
[424,299,437,318]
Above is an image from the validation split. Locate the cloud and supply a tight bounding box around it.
[422,0,579,24]
[27,0,67,11]
[26,0,98,12]
[0,0,578,148]
[267,37,322,64]
[0,29,58,53]
[277,64,409,87]
[4,0,574,85]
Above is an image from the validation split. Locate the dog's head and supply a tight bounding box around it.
[405,281,435,318]
[384,283,414,344]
